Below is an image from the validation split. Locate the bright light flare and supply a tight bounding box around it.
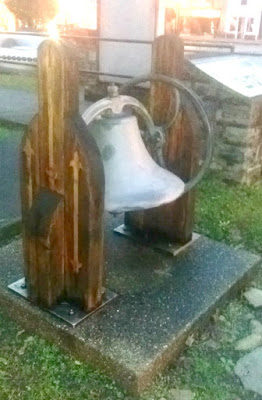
[164,0,221,19]
[57,0,97,30]
[47,20,60,41]
[191,9,221,18]
[0,1,16,31]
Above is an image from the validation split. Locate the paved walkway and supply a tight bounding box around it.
[0,87,91,126]
[0,88,37,125]
[0,129,21,222]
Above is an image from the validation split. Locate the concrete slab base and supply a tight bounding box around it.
[0,218,260,395]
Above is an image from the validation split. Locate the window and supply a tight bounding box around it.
[246,17,255,33]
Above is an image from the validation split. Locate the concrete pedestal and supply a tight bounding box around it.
[0,217,260,394]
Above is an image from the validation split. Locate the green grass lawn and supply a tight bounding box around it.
[0,73,37,92]
[196,173,262,254]
[0,122,262,400]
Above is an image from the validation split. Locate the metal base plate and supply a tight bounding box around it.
[114,224,200,256]
[8,278,117,328]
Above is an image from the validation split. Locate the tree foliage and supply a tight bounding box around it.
[5,0,58,30]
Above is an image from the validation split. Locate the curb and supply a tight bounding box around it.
[0,219,22,247]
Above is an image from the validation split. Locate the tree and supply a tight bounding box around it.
[5,0,58,30]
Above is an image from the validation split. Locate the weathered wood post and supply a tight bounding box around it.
[124,34,200,245]
[20,39,105,313]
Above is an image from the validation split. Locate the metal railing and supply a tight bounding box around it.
[0,31,236,80]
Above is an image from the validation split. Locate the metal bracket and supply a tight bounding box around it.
[114,224,201,256]
[8,278,117,328]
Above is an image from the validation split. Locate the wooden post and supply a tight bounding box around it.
[125,34,200,244]
[21,40,105,312]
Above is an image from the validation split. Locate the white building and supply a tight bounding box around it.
[220,0,262,39]
[98,0,223,80]
[99,0,159,81]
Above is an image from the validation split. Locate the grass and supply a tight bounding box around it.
[0,119,262,399]
[0,310,127,400]
[0,73,36,93]
[196,172,262,254]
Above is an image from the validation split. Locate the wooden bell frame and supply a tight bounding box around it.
[9,34,202,326]
[118,34,202,247]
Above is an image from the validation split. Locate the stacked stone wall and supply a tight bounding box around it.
[184,62,262,184]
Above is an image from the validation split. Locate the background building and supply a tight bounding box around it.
[220,0,262,39]
[1,0,262,40]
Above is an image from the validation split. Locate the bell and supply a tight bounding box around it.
[87,112,185,214]
[82,77,212,214]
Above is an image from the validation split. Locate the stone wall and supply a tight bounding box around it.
[183,61,262,184]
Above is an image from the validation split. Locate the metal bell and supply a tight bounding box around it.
[82,84,185,214]
[87,113,185,213]
[82,77,213,215]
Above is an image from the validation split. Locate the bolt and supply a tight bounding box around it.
[21,282,27,290]
[68,309,75,316]
[107,83,119,98]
